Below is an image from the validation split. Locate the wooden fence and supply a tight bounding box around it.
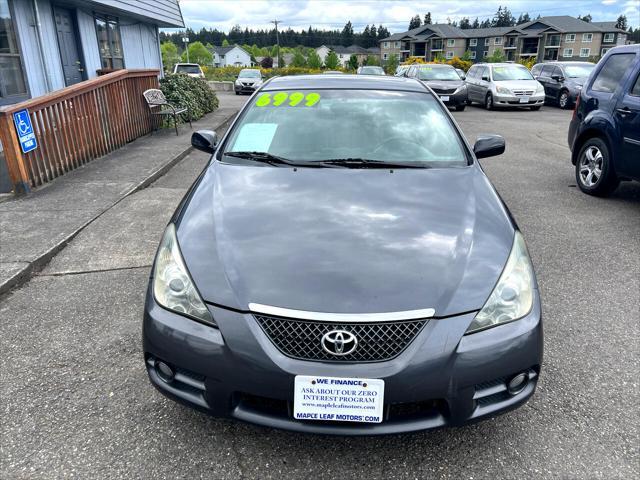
[0,69,160,194]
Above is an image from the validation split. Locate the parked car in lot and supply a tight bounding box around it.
[465,63,545,110]
[405,64,468,111]
[395,65,410,77]
[172,63,204,78]
[455,68,466,80]
[144,74,543,435]
[234,69,264,95]
[532,62,595,109]
[568,45,640,196]
[357,66,385,75]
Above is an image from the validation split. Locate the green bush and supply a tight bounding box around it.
[159,74,218,124]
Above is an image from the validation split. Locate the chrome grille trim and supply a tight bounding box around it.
[248,303,435,323]
[512,89,535,96]
[254,315,428,362]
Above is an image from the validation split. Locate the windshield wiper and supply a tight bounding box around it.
[222,151,324,168]
[319,158,429,169]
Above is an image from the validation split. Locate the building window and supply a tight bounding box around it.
[470,50,476,59]
[580,48,590,57]
[95,15,124,69]
[383,42,389,49]
[469,38,477,47]
[601,47,610,56]
[582,33,593,43]
[447,39,455,47]
[483,50,488,58]
[603,33,614,43]
[394,41,400,48]
[494,37,502,45]
[445,51,454,59]
[484,38,490,46]
[383,53,388,60]
[0,0,28,103]
[565,34,575,43]
[563,48,573,57]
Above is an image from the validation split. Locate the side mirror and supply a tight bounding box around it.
[551,74,564,82]
[481,75,489,81]
[191,130,218,154]
[460,73,466,80]
[473,135,505,159]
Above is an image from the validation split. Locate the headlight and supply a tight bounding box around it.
[496,85,511,94]
[536,83,545,93]
[153,224,215,325]
[466,231,535,334]
[235,80,241,86]
[454,85,467,94]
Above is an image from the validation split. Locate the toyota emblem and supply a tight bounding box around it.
[321,330,358,356]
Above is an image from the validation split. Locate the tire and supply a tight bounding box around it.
[455,105,466,111]
[575,137,619,196]
[530,106,541,111]
[558,90,570,109]
[235,90,239,95]
[485,93,494,110]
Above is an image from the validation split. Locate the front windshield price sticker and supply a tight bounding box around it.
[293,375,385,423]
[256,91,321,107]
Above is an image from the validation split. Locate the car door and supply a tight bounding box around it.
[478,67,490,100]
[615,69,640,179]
[547,66,563,100]
[465,66,477,101]
[538,64,554,100]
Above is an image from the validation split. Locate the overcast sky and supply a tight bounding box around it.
[175,0,640,32]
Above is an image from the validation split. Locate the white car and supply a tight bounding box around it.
[465,63,545,110]
[173,63,205,79]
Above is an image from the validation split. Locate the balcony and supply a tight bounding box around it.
[504,38,517,49]
[545,35,561,47]
[431,41,444,51]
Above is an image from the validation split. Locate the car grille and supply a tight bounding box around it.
[512,89,535,96]
[432,87,457,94]
[254,314,428,362]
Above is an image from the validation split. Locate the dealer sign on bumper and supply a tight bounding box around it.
[293,375,385,423]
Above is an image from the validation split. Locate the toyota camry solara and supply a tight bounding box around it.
[143,74,543,435]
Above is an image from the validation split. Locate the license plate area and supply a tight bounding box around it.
[440,95,450,102]
[519,97,530,103]
[293,375,385,423]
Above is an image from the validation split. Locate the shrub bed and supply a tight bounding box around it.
[159,74,219,124]
[203,65,348,81]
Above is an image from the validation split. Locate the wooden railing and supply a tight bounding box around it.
[0,69,160,194]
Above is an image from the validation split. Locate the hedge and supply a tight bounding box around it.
[203,65,349,81]
[159,74,219,124]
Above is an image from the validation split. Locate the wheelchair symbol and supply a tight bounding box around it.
[17,116,30,135]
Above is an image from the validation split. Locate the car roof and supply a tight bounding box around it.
[605,44,640,54]
[262,74,428,92]
[175,63,199,66]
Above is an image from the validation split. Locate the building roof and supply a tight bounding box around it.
[380,16,626,43]
[212,45,236,56]
[326,44,370,54]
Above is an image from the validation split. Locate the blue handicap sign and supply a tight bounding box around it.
[13,109,38,154]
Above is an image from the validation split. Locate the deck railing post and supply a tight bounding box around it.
[0,111,31,195]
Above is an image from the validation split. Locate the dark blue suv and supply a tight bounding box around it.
[568,45,640,196]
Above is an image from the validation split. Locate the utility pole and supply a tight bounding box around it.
[182,35,190,63]
[271,19,281,67]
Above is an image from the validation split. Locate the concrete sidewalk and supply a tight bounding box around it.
[0,96,242,294]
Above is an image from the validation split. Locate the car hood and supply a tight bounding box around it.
[238,78,260,83]
[176,163,515,317]
[424,80,464,90]
[495,79,540,90]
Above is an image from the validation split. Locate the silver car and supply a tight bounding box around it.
[465,63,545,110]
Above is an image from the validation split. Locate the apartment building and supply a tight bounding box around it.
[379,16,628,64]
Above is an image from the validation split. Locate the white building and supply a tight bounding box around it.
[212,45,252,67]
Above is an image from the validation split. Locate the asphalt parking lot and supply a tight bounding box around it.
[1,93,638,479]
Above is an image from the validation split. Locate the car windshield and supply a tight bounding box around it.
[239,70,261,78]
[563,64,595,78]
[492,66,534,81]
[175,65,201,74]
[416,67,460,81]
[222,89,468,167]
[360,67,384,75]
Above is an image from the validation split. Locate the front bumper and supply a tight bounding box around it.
[143,289,543,435]
[493,92,545,108]
[235,83,259,93]
[434,90,467,108]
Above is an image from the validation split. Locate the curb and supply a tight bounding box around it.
[0,110,238,297]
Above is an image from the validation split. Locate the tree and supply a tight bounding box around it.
[341,21,354,45]
[325,50,340,69]
[486,48,506,62]
[260,56,273,68]
[377,25,390,41]
[291,49,307,67]
[461,50,473,62]
[347,54,359,70]
[424,12,432,25]
[516,13,531,25]
[578,14,592,23]
[459,17,471,29]
[492,6,515,27]
[365,55,380,66]
[307,50,322,69]
[160,42,180,72]
[409,15,421,30]
[385,53,399,74]
[615,15,628,30]
[222,38,230,46]
[471,18,480,29]
[181,41,213,65]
